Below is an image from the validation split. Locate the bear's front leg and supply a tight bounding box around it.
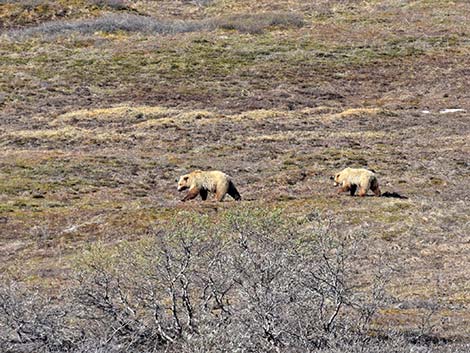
[338,184,350,194]
[349,184,357,196]
[182,187,200,202]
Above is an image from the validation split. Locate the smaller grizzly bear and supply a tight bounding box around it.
[331,167,381,197]
[177,170,241,202]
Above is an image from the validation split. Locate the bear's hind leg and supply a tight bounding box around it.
[358,187,367,197]
[215,190,226,202]
[371,179,381,197]
[214,182,229,202]
[227,181,241,201]
[372,186,381,197]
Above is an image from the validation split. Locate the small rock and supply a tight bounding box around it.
[439,108,466,114]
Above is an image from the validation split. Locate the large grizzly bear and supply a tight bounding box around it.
[331,167,381,197]
[177,170,241,202]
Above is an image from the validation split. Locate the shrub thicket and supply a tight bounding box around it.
[0,210,467,352]
[4,12,304,39]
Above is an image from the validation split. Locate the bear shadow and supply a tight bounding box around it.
[381,191,409,199]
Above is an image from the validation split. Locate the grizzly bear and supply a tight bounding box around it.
[177,170,241,202]
[331,167,381,197]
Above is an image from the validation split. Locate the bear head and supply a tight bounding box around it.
[177,174,192,191]
[332,172,342,187]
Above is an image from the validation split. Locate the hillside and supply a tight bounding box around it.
[0,1,469,352]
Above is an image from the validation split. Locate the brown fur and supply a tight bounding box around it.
[177,170,241,202]
[332,167,381,197]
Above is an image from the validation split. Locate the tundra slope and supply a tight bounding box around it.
[0,0,469,345]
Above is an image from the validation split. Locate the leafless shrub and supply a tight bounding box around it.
[189,0,214,7]
[88,0,130,11]
[0,282,77,353]
[0,0,129,9]
[0,0,45,5]
[0,210,466,352]
[68,209,385,352]
[212,12,304,34]
[4,12,304,39]
[5,14,204,39]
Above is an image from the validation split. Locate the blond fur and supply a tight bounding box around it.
[333,168,381,197]
[177,170,241,202]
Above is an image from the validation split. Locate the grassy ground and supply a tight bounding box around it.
[1,0,469,342]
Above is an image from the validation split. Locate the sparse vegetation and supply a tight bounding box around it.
[1,0,469,351]
[2,211,468,352]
